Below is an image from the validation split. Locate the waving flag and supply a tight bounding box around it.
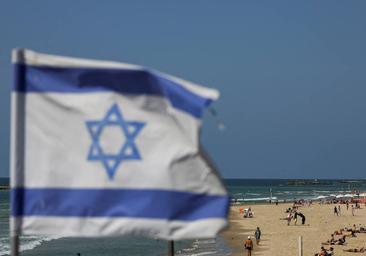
[10,49,229,239]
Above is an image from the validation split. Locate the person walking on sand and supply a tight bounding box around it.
[255,227,261,245]
[346,201,349,210]
[351,205,355,216]
[338,205,341,216]
[244,236,253,256]
[334,206,338,216]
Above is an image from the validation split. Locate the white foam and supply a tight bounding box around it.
[189,251,218,256]
[193,239,216,245]
[234,196,278,202]
[0,235,62,256]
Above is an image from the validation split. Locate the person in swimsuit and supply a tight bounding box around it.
[343,247,365,253]
[328,234,335,244]
[336,235,346,245]
[297,212,306,225]
[287,212,292,226]
[244,236,253,256]
[327,247,334,255]
[254,227,261,245]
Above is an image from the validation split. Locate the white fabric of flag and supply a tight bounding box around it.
[10,49,229,240]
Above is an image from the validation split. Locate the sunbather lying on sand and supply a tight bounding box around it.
[333,229,343,235]
[342,231,357,237]
[322,235,346,245]
[326,234,336,244]
[314,246,334,256]
[351,224,366,233]
[343,247,365,253]
[314,246,327,256]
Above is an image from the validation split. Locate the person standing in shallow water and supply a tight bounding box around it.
[255,227,261,245]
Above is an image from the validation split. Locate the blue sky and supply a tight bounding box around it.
[1,1,366,178]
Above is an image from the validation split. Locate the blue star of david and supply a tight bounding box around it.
[86,103,145,180]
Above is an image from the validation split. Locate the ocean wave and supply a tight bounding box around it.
[178,248,218,256]
[293,191,310,194]
[233,197,278,202]
[189,251,218,256]
[0,235,62,256]
[177,237,230,256]
[193,239,216,245]
[312,190,333,193]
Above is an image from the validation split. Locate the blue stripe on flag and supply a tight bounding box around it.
[11,188,229,220]
[13,64,213,118]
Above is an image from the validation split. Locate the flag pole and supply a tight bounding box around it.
[168,240,174,256]
[11,48,26,256]
[10,235,20,256]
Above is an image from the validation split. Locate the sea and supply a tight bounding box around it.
[1,178,366,256]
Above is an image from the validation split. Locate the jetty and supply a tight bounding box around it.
[286,179,331,186]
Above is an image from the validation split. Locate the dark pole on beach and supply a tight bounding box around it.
[270,188,273,203]
[11,235,20,256]
[168,240,174,256]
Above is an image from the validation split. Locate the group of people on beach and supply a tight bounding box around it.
[243,227,261,256]
[315,246,334,256]
[334,203,360,216]
[281,206,306,226]
[239,207,254,218]
[238,197,365,256]
[333,205,341,216]
[315,224,366,255]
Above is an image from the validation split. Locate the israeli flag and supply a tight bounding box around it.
[10,49,229,240]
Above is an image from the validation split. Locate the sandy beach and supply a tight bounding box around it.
[222,203,366,256]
